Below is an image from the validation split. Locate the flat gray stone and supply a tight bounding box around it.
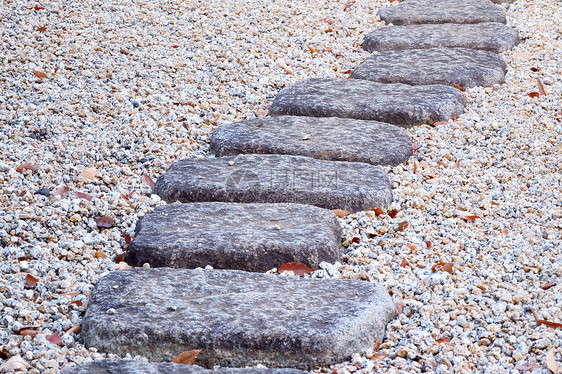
[126,202,342,272]
[351,48,506,89]
[210,116,412,166]
[81,268,396,369]
[155,154,392,212]
[268,78,465,127]
[66,360,308,374]
[363,23,519,53]
[377,0,506,26]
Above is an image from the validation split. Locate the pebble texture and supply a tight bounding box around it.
[363,23,520,53]
[351,48,507,89]
[268,78,466,127]
[66,360,309,374]
[377,0,506,26]
[210,116,412,166]
[80,268,397,369]
[155,154,393,212]
[126,202,342,272]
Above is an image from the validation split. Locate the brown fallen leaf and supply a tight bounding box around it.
[546,349,558,373]
[172,349,202,365]
[441,263,454,274]
[65,324,80,335]
[370,352,385,361]
[323,17,335,24]
[371,207,385,216]
[456,210,480,223]
[406,243,416,252]
[75,191,93,201]
[453,83,465,92]
[431,121,449,127]
[332,209,352,218]
[432,262,446,273]
[425,240,432,248]
[528,92,540,98]
[537,78,547,96]
[436,337,452,344]
[69,300,83,307]
[278,262,315,276]
[123,233,132,244]
[394,299,404,314]
[373,339,382,351]
[79,167,98,180]
[396,221,409,232]
[541,279,557,290]
[25,274,39,289]
[400,258,409,267]
[55,185,69,198]
[114,253,126,263]
[307,45,318,54]
[0,355,29,371]
[388,209,399,218]
[37,26,47,32]
[18,327,40,337]
[95,216,115,228]
[93,251,108,259]
[351,237,360,243]
[16,162,38,173]
[32,70,48,78]
[141,174,155,191]
[46,332,62,345]
[531,309,562,329]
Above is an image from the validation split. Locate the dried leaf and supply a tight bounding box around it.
[541,279,557,290]
[441,263,454,274]
[79,167,98,180]
[546,349,558,373]
[531,309,562,329]
[400,258,409,267]
[171,44,179,48]
[453,83,465,92]
[370,352,385,361]
[340,69,353,74]
[75,191,93,201]
[93,251,108,259]
[432,262,446,273]
[46,332,62,345]
[431,121,449,127]
[388,209,398,218]
[65,324,80,335]
[371,207,385,216]
[436,337,452,344]
[25,274,39,289]
[95,216,115,228]
[278,262,315,276]
[123,233,132,244]
[18,327,40,337]
[351,237,360,243]
[114,262,133,270]
[528,92,540,98]
[16,162,37,173]
[307,45,318,54]
[456,210,480,222]
[0,355,29,371]
[396,221,409,232]
[69,300,83,307]
[537,78,546,96]
[425,240,432,248]
[373,339,382,351]
[141,174,155,191]
[37,26,47,32]
[172,349,202,365]
[406,243,416,251]
[55,185,69,198]
[32,70,48,78]
[332,209,351,218]
[323,17,335,24]
[114,253,126,263]
[394,299,404,314]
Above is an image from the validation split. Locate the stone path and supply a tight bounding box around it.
[351,47,507,89]
[210,116,412,166]
[362,22,519,53]
[154,154,393,212]
[67,360,308,374]
[75,0,521,371]
[81,268,396,370]
[125,202,342,272]
[268,78,465,127]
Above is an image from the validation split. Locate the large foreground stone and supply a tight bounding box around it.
[155,154,392,212]
[268,78,465,127]
[126,202,342,272]
[351,48,506,89]
[81,268,396,369]
[363,23,519,53]
[377,0,506,26]
[210,116,412,166]
[67,360,308,374]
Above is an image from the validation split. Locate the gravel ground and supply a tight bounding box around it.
[0,0,560,373]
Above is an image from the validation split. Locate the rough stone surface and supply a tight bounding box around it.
[155,154,393,212]
[351,48,507,89]
[66,360,308,374]
[210,116,412,166]
[362,23,519,53]
[268,78,465,127]
[126,202,342,272]
[81,268,396,369]
[377,0,506,26]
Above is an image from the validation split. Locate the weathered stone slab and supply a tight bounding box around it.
[363,23,519,53]
[81,268,397,369]
[268,78,465,127]
[351,48,506,89]
[155,154,392,212]
[66,360,308,374]
[210,116,412,166]
[126,202,342,272]
[377,0,506,26]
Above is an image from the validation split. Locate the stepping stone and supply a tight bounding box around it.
[268,78,465,128]
[126,202,342,272]
[351,48,507,89]
[377,0,506,26]
[80,268,396,370]
[210,116,412,167]
[66,359,308,374]
[362,23,519,53]
[155,154,392,212]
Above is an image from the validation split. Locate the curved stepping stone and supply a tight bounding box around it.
[268,78,465,127]
[81,268,397,369]
[155,154,392,212]
[362,23,519,53]
[210,116,412,166]
[126,203,342,272]
[378,0,506,26]
[66,360,307,374]
[351,48,507,89]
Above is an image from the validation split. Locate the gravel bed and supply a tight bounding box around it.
[0,0,560,373]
